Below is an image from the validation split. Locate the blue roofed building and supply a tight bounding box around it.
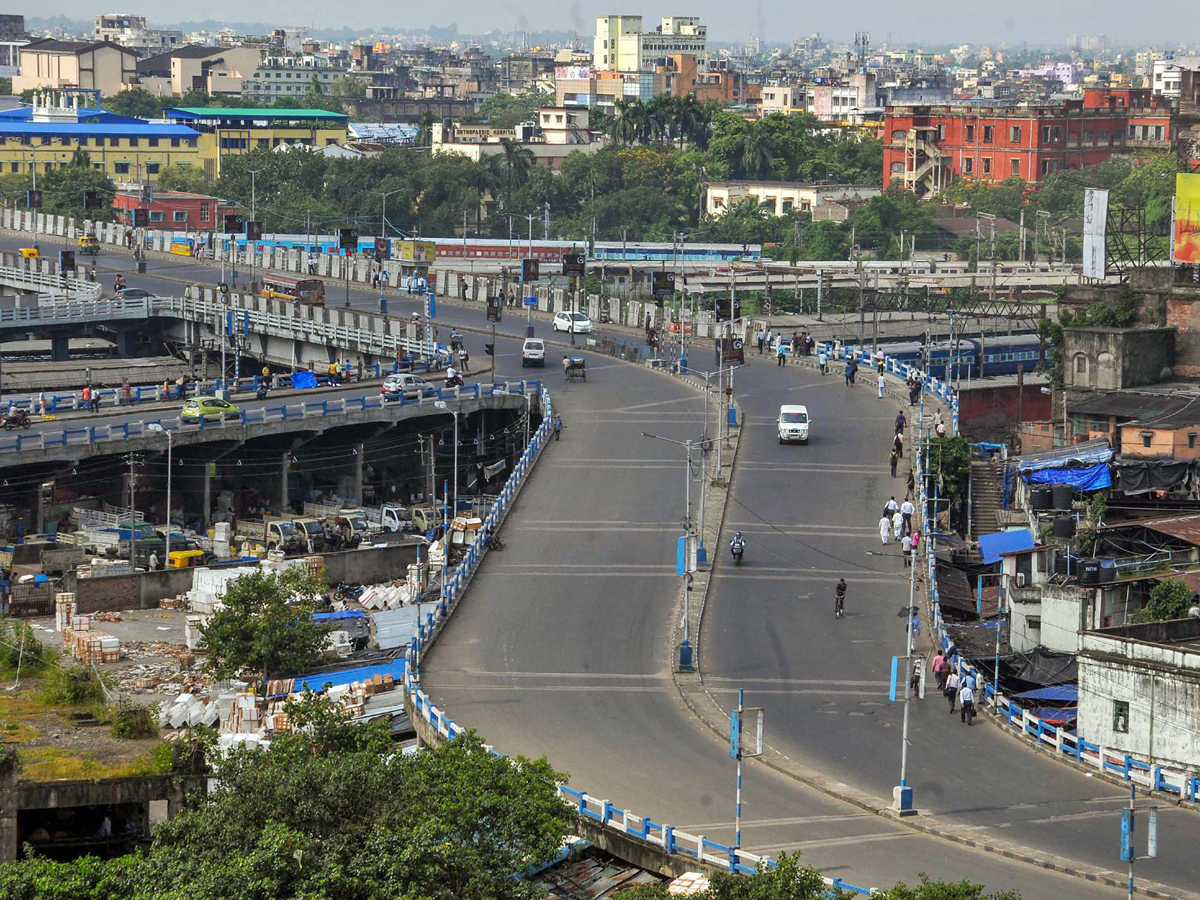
[0,89,202,183]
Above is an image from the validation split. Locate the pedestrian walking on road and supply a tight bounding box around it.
[844,360,854,387]
[959,682,976,724]
[902,533,913,566]
[906,469,916,499]
[122,379,131,407]
[777,342,786,367]
[893,431,904,455]
[885,496,900,516]
[878,514,890,545]
[910,612,922,637]
[877,372,886,398]
[892,509,904,541]
[944,669,960,713]
[901,499,915,535]
[896,409,907,434]
[553,415,563,441]
[889,448,899,478]
[818,349,828,375]
[932,652,946,690]
[910,656,922,698]
[757,328,765,355]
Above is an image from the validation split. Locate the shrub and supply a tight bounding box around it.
[40,664,108,707]
[111,703,159,740]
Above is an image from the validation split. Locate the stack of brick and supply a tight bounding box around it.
[60,616,120,663]
[54,592,75,632]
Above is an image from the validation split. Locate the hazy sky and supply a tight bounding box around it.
[38,1,1200,46]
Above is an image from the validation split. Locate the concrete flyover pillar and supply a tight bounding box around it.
[281,451,291,514]
[354,442,364,505]
[50,334,70,362]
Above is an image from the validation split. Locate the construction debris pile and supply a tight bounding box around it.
[55,594,120,664]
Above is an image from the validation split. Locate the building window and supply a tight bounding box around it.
[937,123,945,140]
[173,210,188,222]
[60,137,70,146]
[1189,432,1197,449]
[149,138,159,147]
[129,137,139,147]
[171,138,180,148]
[1041,126,1050,142]
[981,159,991,174]
[983,125,993,143]
[40,136,50,145]
[8,162,14,173]
[965,124,975,142]
[1113,700,1129,733]
[200,202,210,222]
[146,163,159,175]
[1142,433,1153,448]
[1011,158,1020,177]
[1010,125,1021,142]
[1099,131,1109,144]
[114,162,130,174]
[1041,160,1051,175]
[149,210,164,222]
[963,157,973,174]
[1084,130,1093,144]
[110,137,120,147]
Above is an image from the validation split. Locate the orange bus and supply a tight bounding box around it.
[261,275,326,306]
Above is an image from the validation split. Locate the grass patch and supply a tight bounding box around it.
[18,741,175,781]
[0,619,54,678]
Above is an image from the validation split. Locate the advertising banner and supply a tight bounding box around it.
[399,240,436,263]
[1173,173,1200,264]
[1082,188,1108,279]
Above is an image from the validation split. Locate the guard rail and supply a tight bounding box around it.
[0,262,101,303]
[0,380,536,455]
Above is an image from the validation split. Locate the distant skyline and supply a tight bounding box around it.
[26,2,1200,47]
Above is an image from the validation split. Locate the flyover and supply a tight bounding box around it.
[0,228,1180,897]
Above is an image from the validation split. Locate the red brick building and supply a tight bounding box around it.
[884,88,1174,195]
[112,188,234,231]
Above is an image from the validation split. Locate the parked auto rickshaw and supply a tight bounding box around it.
[18,247,38,259]
[167,549,207,569]
[77,234,100,255]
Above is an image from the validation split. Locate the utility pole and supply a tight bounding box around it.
[857,254,866,349]
[248,169,259,295]
[1019,209,1026,263]
[128,453,137,571]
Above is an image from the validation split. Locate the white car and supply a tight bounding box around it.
[553,311,593,334]
[521,338,546,367]
[381,373,435,401]
[778,404,810,444]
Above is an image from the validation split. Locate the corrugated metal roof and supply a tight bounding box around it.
[1013,438,1112,472]
[1069,391,1194,420]
[1101,513,1200,544]
[167,107,348,121]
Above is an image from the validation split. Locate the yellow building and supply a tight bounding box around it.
[163,107,349,180]
[0,91,202,182]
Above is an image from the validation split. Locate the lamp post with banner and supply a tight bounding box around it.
[729,689,764,854]
[562,251,585,346]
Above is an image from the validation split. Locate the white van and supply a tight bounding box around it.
[778,404,810,444]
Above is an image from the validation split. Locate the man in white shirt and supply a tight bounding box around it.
[959,682,976,724]
[900,499,916,535]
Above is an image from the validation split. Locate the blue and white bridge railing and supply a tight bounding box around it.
[915,426,1200,809]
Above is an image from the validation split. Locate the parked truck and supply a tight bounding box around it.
[235,518,304,554]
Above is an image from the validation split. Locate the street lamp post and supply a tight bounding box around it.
[435,401,459,518]
[146,424,172,564]
[378,189,404,315]
[641,431,696,671]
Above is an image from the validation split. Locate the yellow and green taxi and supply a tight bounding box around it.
[181,397,241,422]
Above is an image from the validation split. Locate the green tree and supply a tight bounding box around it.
[739,124,774,179]
[199,567,330,682]
[499,138,535,209]
[472,92,543,129]
[415,110,436,147]
[154,164,210,194]
[329,76,366,99]
[40,155,116,223]
[878,873,1021,900]
[926,435,971,503]
[103,88,165,120]
[1133,579,1193,623]
[0,700,572,900]
[309,73,324,96]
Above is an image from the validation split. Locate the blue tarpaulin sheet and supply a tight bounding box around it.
[978,528,1035,564]
[313,610,366,622]
[279,658,406,698]
[1030,706,1078,725]
[1016,684,1078,703]
[292,371,318,390]
[1026,462,1112,491]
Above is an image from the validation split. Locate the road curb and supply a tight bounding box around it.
[665,353,1199,900]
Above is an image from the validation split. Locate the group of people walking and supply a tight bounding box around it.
[932,651,976,724]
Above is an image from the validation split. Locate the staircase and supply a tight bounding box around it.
[970,460,1005,538]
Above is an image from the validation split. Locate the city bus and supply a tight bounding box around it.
[261,275,326,306]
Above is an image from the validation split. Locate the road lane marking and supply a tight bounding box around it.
[705,677,889,687]
[442,669,672,680]
[678,812,873,829]
[428,683,675,693]
[746,831,917,853]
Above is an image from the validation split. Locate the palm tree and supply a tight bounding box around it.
[415,111,436,148]
[646,95,673,144]
[608,98,642,146]
[740,128,772,180]
[499,139,534,209]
